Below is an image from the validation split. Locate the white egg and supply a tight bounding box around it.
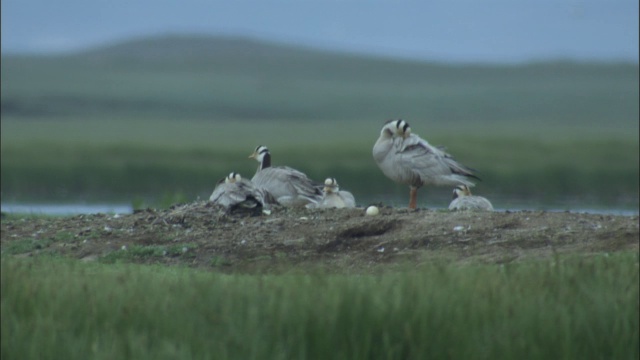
[365,206,380,216]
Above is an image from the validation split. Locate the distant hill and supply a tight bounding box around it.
[67,34,345,63]
[1,35,638,127]
[33,34,638,69]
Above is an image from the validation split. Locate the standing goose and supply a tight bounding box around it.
[448,185,494,211]
[249,145,323,207]
[309,178,356,209]
[209,172,278,211]
[372,119,479,209]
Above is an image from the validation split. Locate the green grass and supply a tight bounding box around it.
[1,237,55,255]
[2,254,638,359]
[0,229,84,255]
[100,243,199,264]
[1,37,638,209]
[1,118,638,209]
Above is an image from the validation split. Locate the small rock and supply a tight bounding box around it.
[453,226,465,232]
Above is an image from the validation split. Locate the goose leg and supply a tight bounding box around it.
[409,186,418,209]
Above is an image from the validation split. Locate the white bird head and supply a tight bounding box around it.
[226,172,242,183]
[249,145,270,162]
[452,184,472,199]
[323,177,339,193]
[381,119,412,139]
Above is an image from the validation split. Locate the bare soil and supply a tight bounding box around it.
[1,202,638,273]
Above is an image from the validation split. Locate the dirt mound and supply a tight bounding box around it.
[2,202,638,273]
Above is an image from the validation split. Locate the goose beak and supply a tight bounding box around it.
[248,152,257,159]
[400,125,411,139]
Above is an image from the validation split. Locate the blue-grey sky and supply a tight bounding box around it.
[1,0,638,63]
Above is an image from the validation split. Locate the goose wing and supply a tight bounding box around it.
[337,190,356,207]
[252,166,322,204]
[244,178,280,207]
[209,183,249,207]
[210,179,267,209]
[209,178,230,204]
[395,134,478,186]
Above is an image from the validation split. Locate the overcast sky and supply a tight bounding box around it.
[1,0,638,63]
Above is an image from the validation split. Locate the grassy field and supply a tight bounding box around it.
[2,253,638,360]
[1,36,638,209]
[2,118,638,209]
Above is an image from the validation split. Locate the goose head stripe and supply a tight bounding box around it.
[452,184,472,199]
[380,119,410,139]
[226,172,242,184]
[249,145,271,170]
[323,178,339,194]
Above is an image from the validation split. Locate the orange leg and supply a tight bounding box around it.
[409,187,418,209]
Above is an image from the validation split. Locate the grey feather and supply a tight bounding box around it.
[449,196,494,211]
[252,167,323,206]
[209,175,278,210]
[373,121,478,189]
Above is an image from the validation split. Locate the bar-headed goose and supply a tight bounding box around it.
[448,185,494,211]
[309,178,356,209]
[249,145,323,207]
[372,119,479,209]
[209,172,278,211]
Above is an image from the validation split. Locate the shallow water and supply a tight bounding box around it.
[1,203,133,216]
[1,202,638,217]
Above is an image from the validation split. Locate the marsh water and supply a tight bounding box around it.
[2,201,638,217]
[1,203,134,216]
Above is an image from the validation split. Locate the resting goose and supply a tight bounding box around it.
[372,119,479,209]
[448,184,494,211]
[249,145,323,207]
[209,172,278,211]
[309,178,356,209]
